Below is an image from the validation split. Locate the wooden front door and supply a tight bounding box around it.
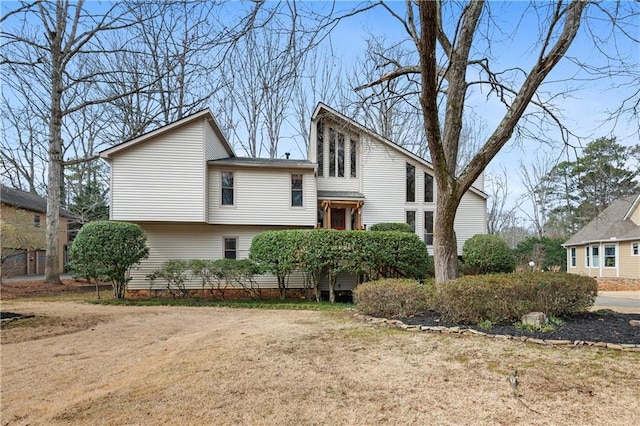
[330,208,346,230]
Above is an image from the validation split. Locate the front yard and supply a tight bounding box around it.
[1,295,639,425]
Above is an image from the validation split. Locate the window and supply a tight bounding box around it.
[221,171,234,205]
[33,215,40,227]
[424,173,434,203]
[406,163,415,202]
[604,244,616,267]
[585,246,590,267]
[591,245,599,267]
[317,122,324,177]
[632,242,639,256]
[350,139,357,178]
[337,133,345,177]
[291,174,303,207]
[424,211,434,245]
[570,247,576,268]
[224,238,237,260]
[406,211,415,232]
[329,128,336,177]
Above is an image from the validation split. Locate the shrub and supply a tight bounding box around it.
[514,236,566,271]
[462,234,515,274]
[147,259,191,298]
[435,272,598,324]
[370,222,414,233]
[354,278,434,317]
[69,221,149,299]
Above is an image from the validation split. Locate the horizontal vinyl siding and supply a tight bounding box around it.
[111,119,205,222]
[618,241,639,278]
[453,192,487,253]
[208,167,316,226]
[130,223,309,290]
[631,205,640,225]
[204,120,230,160]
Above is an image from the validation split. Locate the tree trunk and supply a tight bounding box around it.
[433,186,461,283]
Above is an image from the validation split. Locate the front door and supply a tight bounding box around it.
[330,208,346,230]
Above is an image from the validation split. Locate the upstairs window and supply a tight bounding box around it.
[604,244,616,267]
[424,211,434,245]
[406,211,415,232]
[406,163,415,202]
[350,139,357,177]
[291,174,303,207]
[34,215,41,227]
[317,122,324,177]
[224,237,237,260]
[425,173,434,203]
[329,128,336,177]
[221,171,234,205]
[337,133,345,177]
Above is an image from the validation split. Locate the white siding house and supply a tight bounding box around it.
[101,105,487,295]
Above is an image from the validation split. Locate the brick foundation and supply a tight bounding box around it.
[126,287,313,300]
[596,277,640,291]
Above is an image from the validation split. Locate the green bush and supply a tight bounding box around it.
[370,222,414,233]
[69,221,149,299]
[354,278,434,317]
[462,234,515,274]
[513,236,566,271]
[435,272,598,324]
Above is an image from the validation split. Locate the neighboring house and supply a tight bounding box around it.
[0,185,73,277]
[564,194,640,283]
[100,105,487,296]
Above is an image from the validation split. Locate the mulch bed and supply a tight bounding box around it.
[399,310,640,345]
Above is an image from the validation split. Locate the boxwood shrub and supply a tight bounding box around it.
[369,222,414,233]
[354,278,434,317]
[435,272,597,324]
[462,234,515,274]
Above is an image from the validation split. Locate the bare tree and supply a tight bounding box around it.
[518,154,558,237]
[486,168,519,236]
[355,1,637,282]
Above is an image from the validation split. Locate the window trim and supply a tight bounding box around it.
[223,237,238,260]
[406,210,416,233]
[424,173,434,203]
[291,173,303,207]
[585,246,590,267]
[317,122,324,177]
[603,244,617,268]
[570,247,576,268]
[424,210,434,246]
[221,171,234,206]
[591,244,600,268]
[406,163,416,203]
[350,138,357,178]
[632,242,639,256]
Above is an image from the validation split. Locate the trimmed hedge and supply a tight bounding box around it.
[462,234,515,274]
[370,222,414,233]
[354,278,434,317]
[435,272,598,324]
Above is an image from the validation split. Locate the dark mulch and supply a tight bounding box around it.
[399,310,640,345]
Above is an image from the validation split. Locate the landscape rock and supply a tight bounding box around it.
[521,312,548,327]
[630,320,640,327]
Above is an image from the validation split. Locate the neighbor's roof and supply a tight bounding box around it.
[311,103,488,199]
[99,109,234,160]
[208,157,316,170]
[564,194,640,246]
[0,185,74,218]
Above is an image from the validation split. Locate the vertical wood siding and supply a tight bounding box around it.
[111,119,206,222]
[208,167,316,226]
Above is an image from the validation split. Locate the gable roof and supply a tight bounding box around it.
[209,157,316,170]
[312,103,487,198]
[1,185,74,218]
[99,109,234,160]
[564,194,640,246]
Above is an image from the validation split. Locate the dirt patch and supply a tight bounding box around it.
[1,299,639,426]
[1,278,109,300]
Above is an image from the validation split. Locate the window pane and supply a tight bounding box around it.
[337,133,345,177]
[221,172,233,205]
[424,211,434,245]
[350,139,357,177]
[604,245,616,267]
[406,163,415,202]
[570,247,576,267]
[633,242,639,256]
[592,245,599,267]
[424,173,433,203]
[224,238,237,260]
[329,128,336,177]
[406,211,415,232]
[317,122,324,177]
[291,174,303,206]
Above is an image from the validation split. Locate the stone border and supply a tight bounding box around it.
[353,313,640,352]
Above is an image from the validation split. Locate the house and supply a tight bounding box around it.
[564,194,640,289]
[0,185,73,277]
[100,105,487,297]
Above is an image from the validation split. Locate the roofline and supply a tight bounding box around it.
[99,109,234,160]
[562,236,640,247]
[208,159,317,170]
[623,194,640,220]
[311,103,487,199]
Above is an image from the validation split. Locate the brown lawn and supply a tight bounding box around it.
[1,295,639,425]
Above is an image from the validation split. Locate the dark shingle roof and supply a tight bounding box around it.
[564,194,640,245]
[1,185,74,218]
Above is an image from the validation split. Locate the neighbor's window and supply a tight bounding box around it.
[591,245,600,267]
[317,122,324,177]
[604,244,616,267]
[424,173,434,203]
[221,171,234,205]
[570,247,576,268]
[224,237,237,260]
[406,211,416,232]
[424,211,434,245]
[350,139,357,178]
[291,174,303,207]
[406,163,415,202]
[585,246,590,267]
[33,215,41,227]
[632,242,639,256]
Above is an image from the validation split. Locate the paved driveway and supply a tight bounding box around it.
[593,291,640,314]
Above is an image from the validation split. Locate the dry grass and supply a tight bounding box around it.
[1,299,639,425]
